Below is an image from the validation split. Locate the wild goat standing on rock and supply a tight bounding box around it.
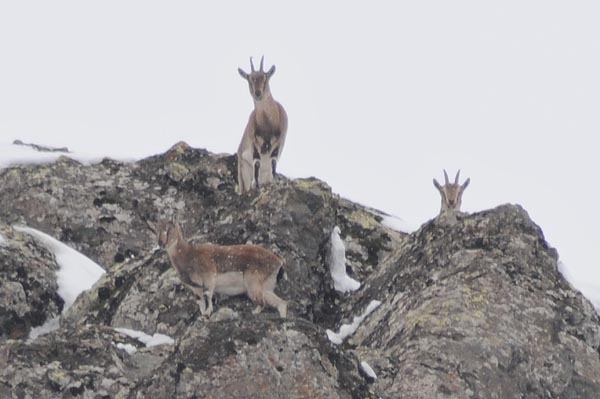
[237,56,288,194]
[155,218,287,318]
[433,169,470,215]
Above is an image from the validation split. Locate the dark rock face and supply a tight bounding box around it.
[0,142,598,398]
[0,226,63,341]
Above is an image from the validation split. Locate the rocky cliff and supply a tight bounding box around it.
[1,142,599,398]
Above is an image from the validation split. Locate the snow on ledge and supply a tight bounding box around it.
[16,226,106,342]
[326,300,381,345]
[380,214,416,234]
[329,226,361,293]
[0,140,136,170]
[27,317,60,342]
[15,226,106,311]
[116,343,138,355]
[114,328,175,348]
[360,361,377,380]
[363,207,416,234]
[0,233,7,247]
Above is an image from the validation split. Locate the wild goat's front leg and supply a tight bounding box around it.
[270,146,279,178]
[253,159,261,189]
[189,286,210,316]
[237,150,255,194]
[199,274,216,317]
[202,290,214,316]
[190,284,215,317]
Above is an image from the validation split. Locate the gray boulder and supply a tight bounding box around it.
[348,205,600,398]
[0,225,63,341]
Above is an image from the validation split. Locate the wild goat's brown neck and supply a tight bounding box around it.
[166,237,188,254]
[165,225,192,267]
[254,96,280,125]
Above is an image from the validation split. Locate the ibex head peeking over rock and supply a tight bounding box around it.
[433,169,470,214]
[237,56,288,194]
[155,218,287,318]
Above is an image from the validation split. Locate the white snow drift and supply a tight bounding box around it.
[15,226,106,341]
[326,300,381,345]
[114,327,175,354]
[15,226,106,311]
[329,226,361,293]
[360,361,377,380]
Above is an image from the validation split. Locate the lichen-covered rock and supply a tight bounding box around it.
[1,142,599,398]
[0,317,374,399]
[2,142,403,334]
[0,225,63,341]
[347,205,600,398]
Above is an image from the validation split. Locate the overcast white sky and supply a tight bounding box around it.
[1,1,599,293]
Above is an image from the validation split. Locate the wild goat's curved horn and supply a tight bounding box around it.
[443,169,449,184]
[260,55,265,72]
[250,57,255,73]
[455,170,461,184]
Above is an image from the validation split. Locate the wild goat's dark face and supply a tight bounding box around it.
[238,56,276,101]
[248,73,269,100]
[156,220,169,248]
[440,185,463,210]
[156,220,177,248]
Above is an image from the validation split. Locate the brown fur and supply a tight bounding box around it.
[157,219,287,317]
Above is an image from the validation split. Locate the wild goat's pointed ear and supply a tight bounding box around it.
[238,68,249,80]
[461,178,471,190]
[266,65,276,78]
[433,178,442,190]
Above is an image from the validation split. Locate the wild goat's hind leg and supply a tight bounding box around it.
[257,153,274,186]
[264,291,287,318]
[245,276,266,314]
